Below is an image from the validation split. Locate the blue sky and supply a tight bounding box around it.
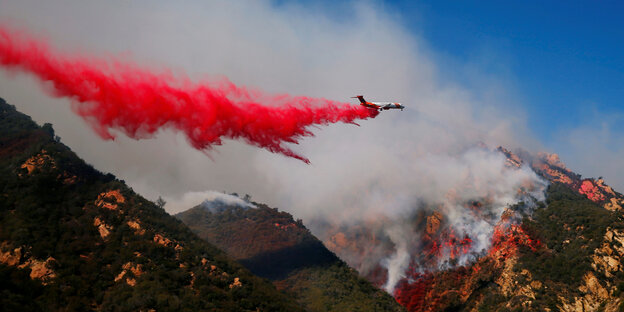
[389,0,624,144]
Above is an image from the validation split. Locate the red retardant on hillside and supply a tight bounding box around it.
[0,26,378,163]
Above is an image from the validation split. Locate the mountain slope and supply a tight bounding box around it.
[296,145,624,312]
[386,149,624,311]
[177,201,405,312]
[0,98,303,311]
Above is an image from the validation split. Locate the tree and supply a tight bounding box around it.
[243,194,251,202]
[42,123,55,137]
[156,196,166,209]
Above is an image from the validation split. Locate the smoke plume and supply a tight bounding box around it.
[0,25,377,163]
[0,0,546,300]
[305,147,547,294]
[167,190,255,214]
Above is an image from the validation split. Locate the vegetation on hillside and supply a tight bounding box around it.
[514,183,624,309]
[177,203,405,312]
[0,98,303,311]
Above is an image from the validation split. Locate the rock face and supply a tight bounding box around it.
[229,277,242,289]
[20,150,54,174]
[93,217,113,240]
[527,149,624,211]
[531,151,576,185]
[126,219,146,235]
[498,146,523,168]
[0,243,56,284]
[95,189,125,211]
[114,262,144,286]
[425,212,442,235]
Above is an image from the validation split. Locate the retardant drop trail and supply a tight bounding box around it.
[0,26,378,163]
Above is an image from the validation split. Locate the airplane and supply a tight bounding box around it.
[351,95,404,111]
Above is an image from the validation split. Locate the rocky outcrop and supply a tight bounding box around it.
[93,217,113,240]
[20,150,55,175]
[18,149,78,184]
[497,146,523,168]
[537,152,567,169]
[0,244,21,266]
[153,233,173,247]
[504,149,624,212]
[592,235,623,278]
[127,219,146,235]
[229,277,242,289]
[95,190,125,211]
[605,197,624,212]
[559,272,610,312]
[579,180,608,202]
[28,257,56,281]
[114,262,144,287]
[575,178,624,211]
[556,227,624,311]
[0,243,56,284]
[426,212,443,235]
[531,152,575,185]
[591,228,624,280]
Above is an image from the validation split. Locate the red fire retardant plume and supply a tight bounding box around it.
[0,26,378,163]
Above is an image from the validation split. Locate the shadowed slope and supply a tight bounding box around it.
[177,203,405,312]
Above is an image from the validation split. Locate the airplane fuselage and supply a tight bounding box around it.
[367,101,404,111]
[352,95,404,111]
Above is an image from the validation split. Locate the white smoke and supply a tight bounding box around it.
[382,223,415,293]
[308,148,547,294]
[0,0,546,295]
[165,190,255,213]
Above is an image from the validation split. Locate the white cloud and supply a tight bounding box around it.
[551,109,624,191]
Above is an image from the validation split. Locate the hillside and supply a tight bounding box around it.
[176,201,405,312]
[442,148,624,311]
[321,147,624,312]
[6,91,624,311]
[383,183,624,312]
[0,98,303,311]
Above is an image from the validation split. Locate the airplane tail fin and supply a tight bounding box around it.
[351,95,366,104]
